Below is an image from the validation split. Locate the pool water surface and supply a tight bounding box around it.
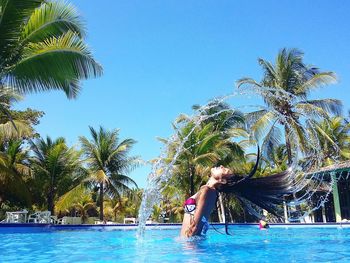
[0,224,349,262]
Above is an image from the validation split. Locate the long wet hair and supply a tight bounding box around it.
[218,147,294,220]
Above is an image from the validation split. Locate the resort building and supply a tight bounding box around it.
[310,161,350,223]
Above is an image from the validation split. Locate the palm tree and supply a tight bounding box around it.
[0,88,35,139]
[164,102,246,196]
[191,101,245,133]
[104,190,142,222]
[79,126,139,221]
[160,184,184,222]
[263,144,288,173]
[55,184,97,223]
[0,0,102,98]
[104,196,129,222]
[237,48,342,165]
[0,139,31,207]
[312,116,350,165]
[29,136,83,215]
[163,122,232,196]
[192,101,247,165]
[160,104,256,222]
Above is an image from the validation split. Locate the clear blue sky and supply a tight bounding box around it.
[15,0,350,188]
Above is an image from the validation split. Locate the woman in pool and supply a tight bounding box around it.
[259,218,270,230]
[180,152,293,237]
[180,165,233,237]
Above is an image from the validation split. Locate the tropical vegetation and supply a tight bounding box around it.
[79,126,140,220]
[0,1,349,224]
[237,48,342,166]
[156,49,349,223]
[1,46,349,224]
[0,0,102,98]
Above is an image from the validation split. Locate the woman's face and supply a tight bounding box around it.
[210,165,232,180]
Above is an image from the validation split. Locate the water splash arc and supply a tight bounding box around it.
[137,87,340,236]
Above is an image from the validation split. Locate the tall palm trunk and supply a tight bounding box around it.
[48,173,55,215]
[47,191,55,215]
[114,211,117,222]
[284,125,301,219]
[216,200,223,222]
[217,194,225,223]
[284,126,293,165]
[99,182,104,221]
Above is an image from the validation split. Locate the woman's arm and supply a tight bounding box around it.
[180,185,218,237]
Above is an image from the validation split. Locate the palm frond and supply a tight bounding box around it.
[237,139,256,150]
[305,99,342,116]
[196,133,221,155]
[313,121,336,145]
[0,0,43,61]
[175,114,191,124]
[226,127,249,138]
[106,175,137,198]
[250,111,278,142]
[244,110,267,129]
[55,184,86,212]
[156,137,169,144]
[193,152,219,165]
[112,174,138,189]
[295,102,330,120]
[6,31,102,98]
[21,1,85,44]
[340,149,350,159]
[0,87,23,104]
[261,125,282,160]
[0,120,33,140]
[297,72,337,94]
[236,77,262,89]
[287,119,309,154]
[258,58,278,84]
[0,163,31,206]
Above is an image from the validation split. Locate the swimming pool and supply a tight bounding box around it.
[1,224,349,262]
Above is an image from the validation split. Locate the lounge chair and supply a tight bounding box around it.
[2,210,28,223]
[123,217,136,224]
[50,215,58,224]
[27,211,51,223]
[57,216,68,225]
[57,216,82,225]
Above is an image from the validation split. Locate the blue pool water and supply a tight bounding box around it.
[1,224,350,262]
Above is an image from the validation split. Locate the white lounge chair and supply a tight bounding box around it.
[57,216,68,225]
[27,211,51,223]
[50,215,58,224]
[57,216,82,225]
[123,217,136,224]
[2,210,28,223]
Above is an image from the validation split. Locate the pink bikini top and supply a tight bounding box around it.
[184,198,196,214]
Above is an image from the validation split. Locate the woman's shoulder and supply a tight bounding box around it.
[200,184,217,193]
